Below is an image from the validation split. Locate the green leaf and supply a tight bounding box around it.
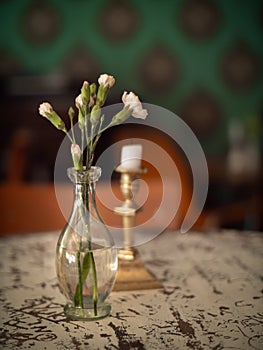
[82,252,92,280]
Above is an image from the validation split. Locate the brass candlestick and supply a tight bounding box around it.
[116,208,137,261]
[115,165,146,209]
[114,165,146,261]
[113,166,162,291]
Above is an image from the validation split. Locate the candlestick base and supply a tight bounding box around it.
[118,247,138,261]
[113,257,162,291]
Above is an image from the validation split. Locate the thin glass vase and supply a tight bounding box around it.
[56,166,118,321]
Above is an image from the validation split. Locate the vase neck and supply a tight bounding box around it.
[60,167,114,249]
[74,182,93,201]
[67,166,101,185]
[66,167,101,216]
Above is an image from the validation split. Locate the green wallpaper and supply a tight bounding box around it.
[1,0,263,155]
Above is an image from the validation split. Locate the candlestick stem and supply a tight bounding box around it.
[113,164,162,291]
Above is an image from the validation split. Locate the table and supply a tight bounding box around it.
[0,230,262,349]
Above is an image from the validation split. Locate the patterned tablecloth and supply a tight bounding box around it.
[0,230,262,350]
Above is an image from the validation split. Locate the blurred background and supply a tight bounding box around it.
[0,0,262,233]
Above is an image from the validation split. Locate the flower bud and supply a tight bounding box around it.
[90,105,101,126]
[89,96,95,108]
[39,102,53,116]
[68,106,75,121]
[98,74,115,88]
[75,95,85,129]
[81,81,90,106]
[75,94,84,109]
[89,83,97,97]
[96,74,115,106]
[96,85,107,106]
[71,143,82,170]
[38,102,67,132]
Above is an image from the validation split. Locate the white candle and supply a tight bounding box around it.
[120,144,142,169]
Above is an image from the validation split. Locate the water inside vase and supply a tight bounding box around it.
[56,246,118,306]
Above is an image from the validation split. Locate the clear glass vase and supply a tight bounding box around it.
[56,166,118,321]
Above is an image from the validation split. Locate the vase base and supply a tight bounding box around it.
[64,303,111,321]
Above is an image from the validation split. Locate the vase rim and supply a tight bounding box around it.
[67,166,101,183]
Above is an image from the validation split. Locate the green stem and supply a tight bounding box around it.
[90,252,98,316]
[75,250,84,308]
[65,130,74,144]
[81,128,84,162]
[85,114,90,168]
[74,251,91,307]
[69,118,76,144]
[73,180,98,317]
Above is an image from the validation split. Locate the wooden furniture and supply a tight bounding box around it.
[0,178,203,235]
[0,125,206,235]
[0,183,67,234]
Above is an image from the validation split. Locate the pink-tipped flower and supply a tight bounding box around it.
[38,102,67,132]
[38,102,53,117]
[75,94,84,109]
[122,91,148,119]
[71,143,82,170]
[98,74,115,88]
[96,74,115,106]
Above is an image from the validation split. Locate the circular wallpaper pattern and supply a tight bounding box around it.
[21,1,61,45]
[0,0,262,157]
[221,42,261,90]
[99,0,139,42]
[140,45,179,92]
[179,0,220,40]
[180,89,222,137]
[61,47,101,89]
